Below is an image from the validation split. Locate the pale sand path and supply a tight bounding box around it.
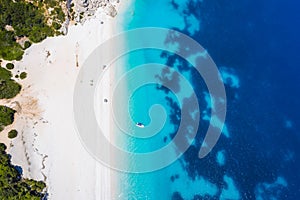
[0,1,132,199]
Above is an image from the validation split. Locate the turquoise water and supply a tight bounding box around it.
[113,0,300,199]
[116,0,219,199]
[116,0,222,199]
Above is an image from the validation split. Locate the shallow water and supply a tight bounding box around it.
[114,0,300,199]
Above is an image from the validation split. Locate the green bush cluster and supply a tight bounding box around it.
[0,31,23,61]
[0,105,15,132]
[0,1,52,196]
[23,41,31,49]
[0,143,46,199]
[0,62,46,200]
[8,129,18,139]
[0,0,66,61]
[20,72,27,80]
[6,63,14,70]
[0,67,21,99]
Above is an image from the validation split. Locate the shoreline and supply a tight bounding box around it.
[0,0,132,199]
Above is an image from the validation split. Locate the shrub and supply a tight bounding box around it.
[52,22,62,30]
[0,80,21,99]
[0,0,64,60]
[0,67,12,79]
[0,67,22,99]
[20,72,27,79]
[6,63,14,70]
[24,41,32,49]
[8,129,18,139]
[0,106,15,132]
[0,143,47,198]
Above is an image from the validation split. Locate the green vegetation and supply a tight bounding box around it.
[6,63,14,70]
[23,41,31,50]
[0,1,50,195]
[20,72,27,80]
[8,129,18,139]
[0,30,24,61]
[0,106,15,132]
[0,67,21,99]
[0,143,46,199]
[52,22,62,30]
[0,0,66,60]
[0,61,46,200]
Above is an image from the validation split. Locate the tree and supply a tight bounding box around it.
[0,143,47,199]
[20,72,27,80]
[0,67,21,99]
[6,63,14,70]
[0,105,15,132]
[8,129,18,139]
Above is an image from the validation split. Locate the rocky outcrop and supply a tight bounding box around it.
[104,3,117,17]
[73,0,119,23]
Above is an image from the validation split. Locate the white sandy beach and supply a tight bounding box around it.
[0,0,132,199]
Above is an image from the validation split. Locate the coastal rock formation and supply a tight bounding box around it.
[73,0,119,23]
[104,3,117,17]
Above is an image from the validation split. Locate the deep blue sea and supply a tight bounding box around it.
[116,0,300,199]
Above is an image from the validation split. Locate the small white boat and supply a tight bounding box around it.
[136,122,145,128]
